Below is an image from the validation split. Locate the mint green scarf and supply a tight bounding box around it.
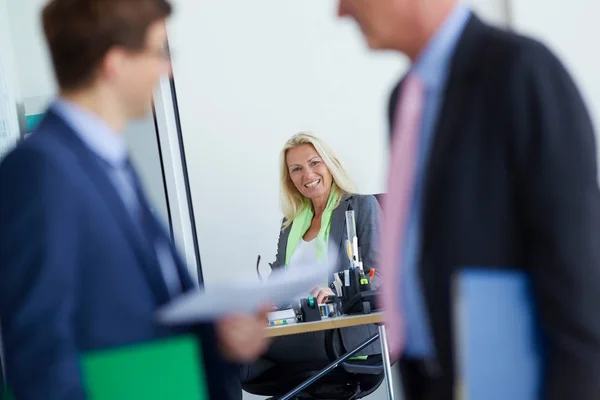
[285,185,341,267]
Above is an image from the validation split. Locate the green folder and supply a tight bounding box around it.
[3,335,207,399]
[82,335,207,400]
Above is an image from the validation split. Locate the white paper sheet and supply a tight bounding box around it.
[156,242,339,324]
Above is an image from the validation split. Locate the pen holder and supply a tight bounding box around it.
[340,269,359,312]
[340,269,378,315]
[340,268,366,301]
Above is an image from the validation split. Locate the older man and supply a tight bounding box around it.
[338,0,600,399]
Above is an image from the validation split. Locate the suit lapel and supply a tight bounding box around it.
[43,111,172,303]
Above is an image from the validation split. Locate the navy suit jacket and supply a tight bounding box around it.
[0,110,236,399]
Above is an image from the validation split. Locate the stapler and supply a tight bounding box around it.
[295,296,321,323]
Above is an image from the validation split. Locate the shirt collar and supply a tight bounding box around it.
[411,2,472,88]
[51,97,128,167]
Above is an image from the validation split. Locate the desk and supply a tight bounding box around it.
[264,312,395,400]
[265,312,383,337]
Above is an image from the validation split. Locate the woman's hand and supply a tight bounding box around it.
[310,287,335,304]
[215,304,272,363]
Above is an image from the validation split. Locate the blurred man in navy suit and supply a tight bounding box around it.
[0,1,269,399]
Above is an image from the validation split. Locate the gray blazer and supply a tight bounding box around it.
[272,194,382,356]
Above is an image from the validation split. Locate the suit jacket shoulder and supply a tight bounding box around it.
[387,13,575,134]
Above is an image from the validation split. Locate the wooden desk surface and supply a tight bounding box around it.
[265,312,384,338]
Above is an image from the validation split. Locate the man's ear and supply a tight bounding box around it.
[99,46,128,82]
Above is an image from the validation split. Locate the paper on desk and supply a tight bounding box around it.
[156,243,338,324]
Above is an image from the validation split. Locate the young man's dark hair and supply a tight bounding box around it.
[42,0,172,91]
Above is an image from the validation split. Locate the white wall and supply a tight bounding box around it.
[168,0,404,287]
[169,0,510,283]
[469,0,510,26]
[6,1,54,99]
[0,0,19,102]
[0,0,21,156]
[4,0,55,115]
[510,0,600,135]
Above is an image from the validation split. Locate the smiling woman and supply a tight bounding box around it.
[237,132,383,391]
[277,132,379,277]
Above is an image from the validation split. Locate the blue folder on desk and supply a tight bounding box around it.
[454,268,544,400]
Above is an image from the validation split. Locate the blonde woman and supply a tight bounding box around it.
[240,132,381,386]
[274,132,381,296]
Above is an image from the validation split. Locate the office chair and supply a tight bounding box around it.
[242,329,385,400]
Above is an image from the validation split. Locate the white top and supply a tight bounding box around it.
[289,239,330,290]
[289,238,318,269]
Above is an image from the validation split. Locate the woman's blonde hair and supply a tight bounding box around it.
[280,132,357,229]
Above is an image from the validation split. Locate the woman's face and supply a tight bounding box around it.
[286,144,333,203]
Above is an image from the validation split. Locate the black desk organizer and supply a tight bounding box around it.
[340,268,378,315]
[296,268,378,322]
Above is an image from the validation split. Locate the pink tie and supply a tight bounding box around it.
[378,74,425,360]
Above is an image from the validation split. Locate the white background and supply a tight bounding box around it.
[509,0,600,133]
[167,0,511,290]
[0,0,19,104]
[0,0,20,157]
[2,0,55,101]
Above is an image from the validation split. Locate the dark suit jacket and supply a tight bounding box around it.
[272,194,382,355]
[0,110,237,399]
[388,14,600,400]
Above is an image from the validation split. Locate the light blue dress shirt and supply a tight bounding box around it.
[400,4,472,358]
[52,98,182,297]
